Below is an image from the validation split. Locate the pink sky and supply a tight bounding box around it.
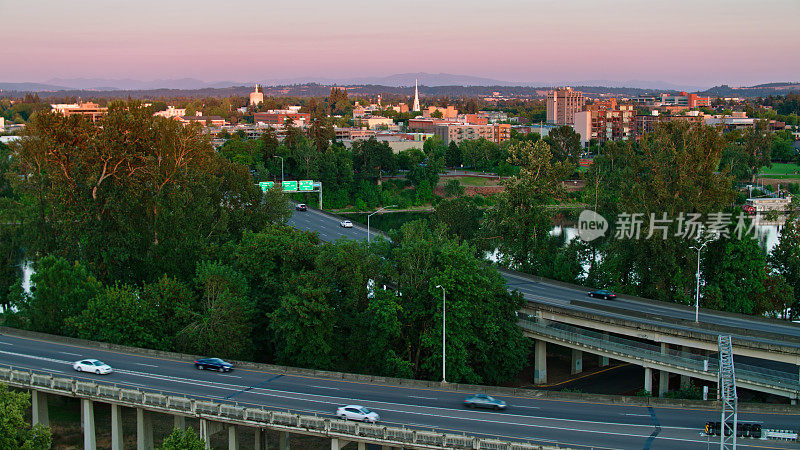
[2,0,799,87]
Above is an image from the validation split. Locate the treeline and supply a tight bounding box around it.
[0,104,528,384]
[487,122,800,318]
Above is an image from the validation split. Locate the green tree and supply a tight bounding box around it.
[442,179,465,197]
[389,220,529,384]
[445,141,462,168]
[159,427,205,450]
[0,384,52,450]
[435,197,482,242]
[177,261,253,360]
[7,256,101,335]
[545,125,582,163]
[769,214,800,319]
[483,140,572,273]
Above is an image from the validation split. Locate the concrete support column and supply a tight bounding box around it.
[791,398,797,406]
[331,438,351,450]
[570,349,583,375]
[278,431,290,450]
[644,367,653,395]
[599,332,610,366]
[680,346,691,388]
[228,425,239,450]
[174,415,186,430]
[137,408,154,450]
[82,399,97,450]
[200,419,223,450]
[31,390,49,427]
[659,343,669,397]
[533,339,547,384]
[111,404,124,450]
[358,442,366,450]
[254,429,267,450]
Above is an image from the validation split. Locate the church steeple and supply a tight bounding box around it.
[412,78,420,112]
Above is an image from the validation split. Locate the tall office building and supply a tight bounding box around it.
[546,87,585,125]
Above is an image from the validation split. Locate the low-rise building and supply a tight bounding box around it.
[433,123,510,145]
[51,102,108,122]
[254,108,310,126]
[176,115,226,127]
[153,106,186,119]
[422,105,458,119]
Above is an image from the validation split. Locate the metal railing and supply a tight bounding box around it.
[518,316,800,394]
[1,367,561,450]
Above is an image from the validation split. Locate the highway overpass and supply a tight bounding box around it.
[2,328,798,450]
[289,207,800,402]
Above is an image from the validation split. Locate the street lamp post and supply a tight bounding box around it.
[273,156,284,185]
[690,241,711,323]
[435,284,446,384]
[367,205,396,244]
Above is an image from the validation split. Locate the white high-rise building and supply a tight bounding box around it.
[412,79,420,112]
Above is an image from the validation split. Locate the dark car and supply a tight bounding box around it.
[463,394,506,410]
[295,203,307,211]
[194,358,234,372]
[588,289,617,300]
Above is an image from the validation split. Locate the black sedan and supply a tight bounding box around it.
[588,289,617,300]
[194,358,234,372]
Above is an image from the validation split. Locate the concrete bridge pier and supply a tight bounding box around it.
[82,399,97,450]
[228,425,239,450]
[644,367,653,395]
[200,419,224,450]
[659,343,670,397]
[254,428,267,450]
[137,408,154,450]
[111,404,124,450]
[31,390,49,426]
[599,333,610,367]
[680,346,691,388]
[331,438,351,450]
[534,339,547,384]
[571,349,583,375]
[174,414,186,430]
[278,431,291,450]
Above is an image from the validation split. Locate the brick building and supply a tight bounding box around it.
[546,87,585,125]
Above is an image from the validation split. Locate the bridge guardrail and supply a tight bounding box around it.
[0,367,561,450]
[518,316,800,394]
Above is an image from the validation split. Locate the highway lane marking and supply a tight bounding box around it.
[623,413,651,417]
[0,342,13,345]
[408,395,437,400]
[134,363,159,368]
[309,385,340,390]
[513,406,541,409]
[59,351,83,356]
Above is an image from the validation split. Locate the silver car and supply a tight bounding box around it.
[463,394,506,410]
[336,405,380,423]
[340,220,353,228]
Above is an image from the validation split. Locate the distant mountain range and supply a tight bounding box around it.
[2,73,709,92]
[0,74,797,99]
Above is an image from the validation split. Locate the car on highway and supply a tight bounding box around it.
[194,358,234,372]
[463,394,506,410]
[336,405,380,423]
[73,359,113,375]
[587,289,617,300]
[339,220,353,228]
[295,203,307,211]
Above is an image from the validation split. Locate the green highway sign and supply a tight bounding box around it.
[282,181,298,191]
[299,180,314,191]
[258,181,274,192]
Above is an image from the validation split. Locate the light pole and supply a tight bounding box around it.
[435,284,446,384]
[367,205,395,244]
[273,156,284,185]
[690,241,711,323]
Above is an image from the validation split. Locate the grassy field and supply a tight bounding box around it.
[760,163,800,179]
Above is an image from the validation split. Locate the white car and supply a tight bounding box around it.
[336,405,380,423]
[340,220,353,228]
[72,359,113,375]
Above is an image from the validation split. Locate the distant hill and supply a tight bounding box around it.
[700,82,800,97]
[0,82,71,92]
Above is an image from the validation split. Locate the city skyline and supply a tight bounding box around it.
[2,0,799,87]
